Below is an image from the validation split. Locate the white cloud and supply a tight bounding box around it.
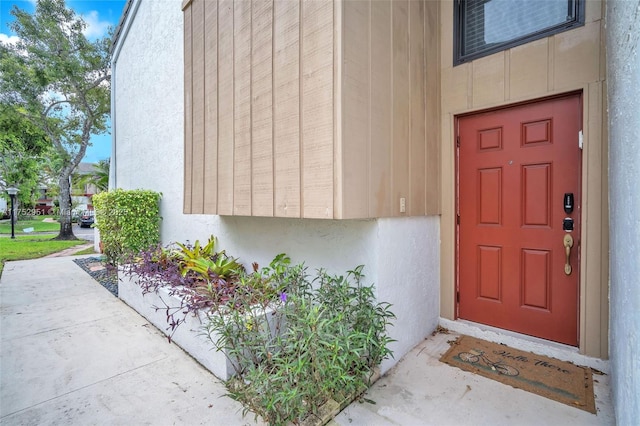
[81,10,111,39]
[0,34,21,46]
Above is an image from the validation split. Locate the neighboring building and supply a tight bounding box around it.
[110,0,639,422]
[34,185,55,214]
[71,162,101,212]
[32,162,99,215]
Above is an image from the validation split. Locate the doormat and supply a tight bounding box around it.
[440,335,596,413]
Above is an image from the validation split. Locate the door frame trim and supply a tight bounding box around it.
[454,91,583,345]
[441,88,609,359]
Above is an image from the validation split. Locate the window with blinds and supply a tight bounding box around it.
[454,0,585,65]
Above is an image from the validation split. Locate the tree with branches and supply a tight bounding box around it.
[0,105,51,209]
[0,0,111,239]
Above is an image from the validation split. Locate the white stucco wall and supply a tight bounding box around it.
[606,0,640,423]
[218,216,440,373]
[111,0,440,372]
[112,0,217,244]
[375,217,440,372]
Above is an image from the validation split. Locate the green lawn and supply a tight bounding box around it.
[0,235,84,276]
[0,216,60,234]
[73,246,97,256]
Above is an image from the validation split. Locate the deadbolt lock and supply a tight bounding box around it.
[563,218,574,231]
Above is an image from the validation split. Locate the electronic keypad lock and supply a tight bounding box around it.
[564,193,574,214]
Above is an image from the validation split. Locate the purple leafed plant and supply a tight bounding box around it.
[120,240,279,341]
[122,245,226,338]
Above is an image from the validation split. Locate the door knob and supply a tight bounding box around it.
[563,234,574,275]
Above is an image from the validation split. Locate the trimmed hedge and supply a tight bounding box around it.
[93,189,162,264]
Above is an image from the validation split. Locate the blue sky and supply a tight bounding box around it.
[1,0,126,164]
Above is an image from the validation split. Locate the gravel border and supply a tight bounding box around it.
[73,256,118,297]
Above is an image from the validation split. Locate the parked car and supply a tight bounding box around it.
[79,211,94,228]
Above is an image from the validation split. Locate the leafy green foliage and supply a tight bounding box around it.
[122,237,253,339]
[205,263,396,425]
[0,105,51,208]
[173,236,243,280]
[72,158,110,194]
[0,0,112,239]
[174,236,218,260]
[123,240,395,424]
[93,189,161,265]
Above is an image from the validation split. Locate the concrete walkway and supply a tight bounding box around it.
[0,256,263,425]
[1,256,615,425]
[42,243,94,258]
[332,334,614,426]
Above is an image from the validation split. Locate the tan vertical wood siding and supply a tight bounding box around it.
[340,0,438,219]
[191,0,205,214]
[424,0,440,215]
[342,0,370,218]
[217,0,234,215]
[251,0,274,217]
[392,1,410,217]
[409,0,426,216]
[183,0,440,219]
[301,0,334,218]
[183,6,193,213]
[203,1,218,213]
[233,0,252,216]
[369,0,393,217]
[273,0,301,218]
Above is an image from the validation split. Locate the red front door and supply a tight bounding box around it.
[457,94,582,346]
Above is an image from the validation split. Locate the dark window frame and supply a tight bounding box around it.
[454,0,585,66]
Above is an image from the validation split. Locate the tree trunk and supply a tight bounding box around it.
[55,172,77,240]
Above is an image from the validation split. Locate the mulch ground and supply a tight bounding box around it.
[73,256,118,297]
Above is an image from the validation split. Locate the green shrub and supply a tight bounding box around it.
[93,189,162,265]
[205,261,396,425]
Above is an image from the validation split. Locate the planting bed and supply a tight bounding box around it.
[118,270,280,380]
